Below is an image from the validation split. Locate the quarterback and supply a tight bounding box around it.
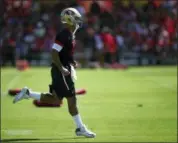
[13,8,96,138]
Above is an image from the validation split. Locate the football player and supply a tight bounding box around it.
[13,8,96,138]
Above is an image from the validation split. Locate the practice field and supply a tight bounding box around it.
[1,66,177,142]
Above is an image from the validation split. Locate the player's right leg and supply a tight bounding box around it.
[13,86,60,104]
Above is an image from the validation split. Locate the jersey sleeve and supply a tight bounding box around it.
[52,32,67,52]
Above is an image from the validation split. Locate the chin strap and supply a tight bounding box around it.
[73,24,79,39]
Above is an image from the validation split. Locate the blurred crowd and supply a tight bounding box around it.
[0,0,177,67]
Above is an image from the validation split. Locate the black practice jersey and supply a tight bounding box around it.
[52,28,75,66]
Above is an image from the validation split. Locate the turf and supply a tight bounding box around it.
[1,66,177,142]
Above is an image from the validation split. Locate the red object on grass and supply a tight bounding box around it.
[75,89,86,95]
[110,63,128,69]
[16,60,29,71]
[33,100,61,107]
[8,88,86,96]
[8,89,21,95]
[9,88,86,107]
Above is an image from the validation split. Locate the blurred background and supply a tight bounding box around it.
[0,0,177,68]
[1,1,177,142]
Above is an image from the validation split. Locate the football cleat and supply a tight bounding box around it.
[13,87,29,103]
[75,125,96,138]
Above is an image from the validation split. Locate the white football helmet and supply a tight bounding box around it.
[61,8,83,29]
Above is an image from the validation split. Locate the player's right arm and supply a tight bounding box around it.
[52,49,70,76]
[51,33,70,76]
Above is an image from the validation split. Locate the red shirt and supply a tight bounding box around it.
[101,33,117,53]
[164,16,176,35]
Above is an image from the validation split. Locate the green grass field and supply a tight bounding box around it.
[1,66,177,142]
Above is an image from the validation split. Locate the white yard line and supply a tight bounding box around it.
[2,129,33,135]
[1,73,21,96]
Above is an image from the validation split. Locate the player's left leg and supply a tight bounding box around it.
[62,65,95,138]
[66,96,96,138]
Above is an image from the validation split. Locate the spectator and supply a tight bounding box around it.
[116,30,125,63]
[100,27,117,65]
[94,33,104,65]
[1,0,177,67]
[99,10,115,30]
[90,0,101,16]
[83,26,96,66]
[1,35,16,66]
